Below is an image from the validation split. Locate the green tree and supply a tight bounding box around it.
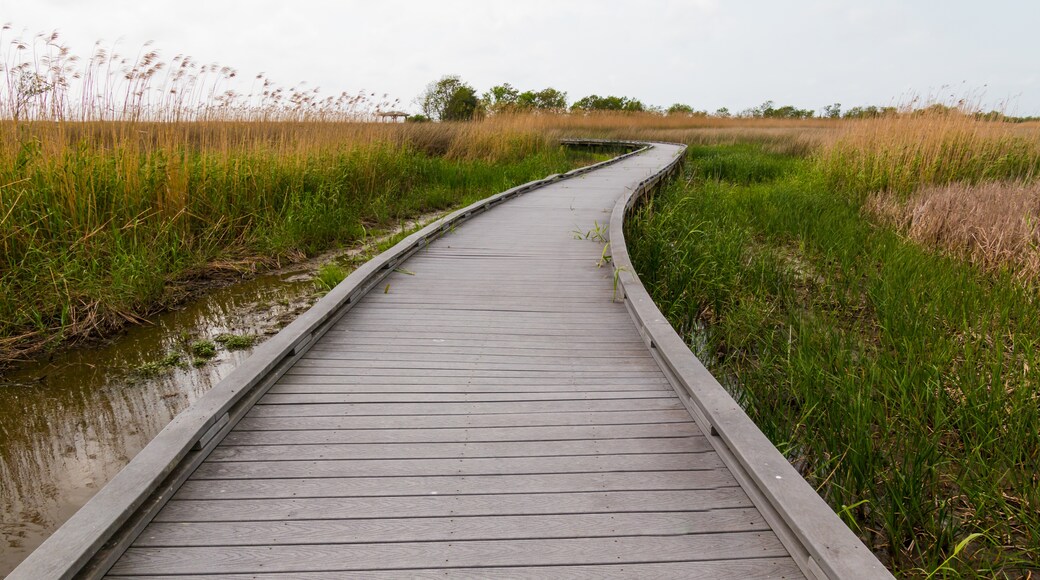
[513,87,568,113]
[741,100,814,119]
[766,105,814,119]
[844,105,882,119]
[482,83,520,114]
[667,103,694,115]
[532,88,567,112]
[516,90,538,110]
[571,94,645,112]
[418,75,479,121]
[443,85,480,121]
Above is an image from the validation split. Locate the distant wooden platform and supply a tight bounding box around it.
[12,143,891,579]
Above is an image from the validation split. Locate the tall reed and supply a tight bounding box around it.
[817,112,1040,198]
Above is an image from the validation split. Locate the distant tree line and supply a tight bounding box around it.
[410,75,1039,122]
[483,83,568,114]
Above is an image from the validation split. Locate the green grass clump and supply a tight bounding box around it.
[687,143,800,184]
[314,264,348,292]
[189,340,217,359]
[214,333,257,350]
[627,143,1040,577]
[134,352,184,377]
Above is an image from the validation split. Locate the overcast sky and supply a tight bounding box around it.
[3,0,1038,115]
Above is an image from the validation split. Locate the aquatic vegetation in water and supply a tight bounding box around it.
[134,352,184,377]
[214,333,257,350]
[189,340,217,359]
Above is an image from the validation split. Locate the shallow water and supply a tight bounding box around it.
[0,249,354,575]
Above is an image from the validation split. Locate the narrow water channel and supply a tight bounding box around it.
[0,220,427,575]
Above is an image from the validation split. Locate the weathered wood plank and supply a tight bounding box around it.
[300,352,655,364]
[335,322,640,334]
[268,382,674,394]
[154,489,754,522]
[134,508,763,546]
[305,344,654,356]
[318,341,650,352]
[233,409,696,430]
[327,326,643,338]
[223,422,700,444]
[206,436,712,462]
[109,532,787,575]
[280,370,669,380]
[343,303,626,314]
[107,558,803,579]
[351,301,630,312]
[258,391,674,404]
[274,374,672,386]
[245,398,685,417]
[329,330,638,340]
[177,470,738,500]
[290,360,661,372]
[191,453,726,480]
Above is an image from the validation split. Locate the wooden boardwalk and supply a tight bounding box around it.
[102,144,801,578]
[13,142,891,579]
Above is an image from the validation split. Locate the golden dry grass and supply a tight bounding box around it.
[818,113,1040,196]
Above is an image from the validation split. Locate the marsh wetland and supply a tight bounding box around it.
[3,27,1040,577]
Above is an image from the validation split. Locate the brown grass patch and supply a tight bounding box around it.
[867,181,1040,278]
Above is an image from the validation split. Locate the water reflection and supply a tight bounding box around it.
[0,263,323,576]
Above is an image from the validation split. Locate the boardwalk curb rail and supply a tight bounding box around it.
[10,140,892,579]
[608,144,893,579]
[8,141,649,580]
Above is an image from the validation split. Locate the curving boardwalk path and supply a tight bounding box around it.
[101,144,800,578]
[14,143,890,578]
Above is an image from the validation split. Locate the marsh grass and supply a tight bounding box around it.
[628,143,1040,577]
[0,120,591,361]
[817,113,1040,198]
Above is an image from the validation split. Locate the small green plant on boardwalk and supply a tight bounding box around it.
[627,142,1040,577]
[573,220,608,242]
